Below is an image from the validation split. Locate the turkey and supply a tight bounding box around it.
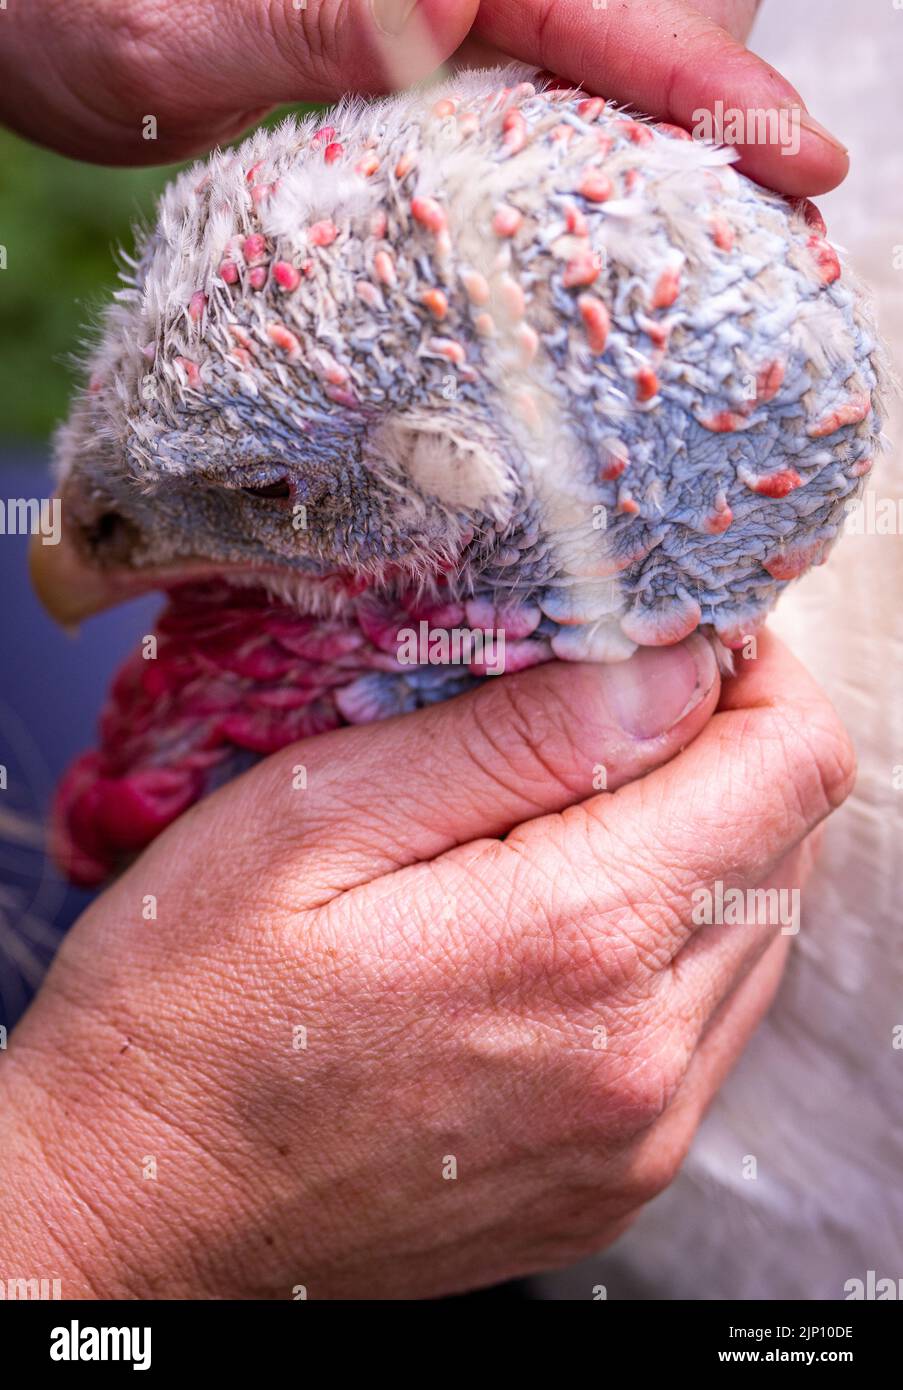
[31,66,885,894]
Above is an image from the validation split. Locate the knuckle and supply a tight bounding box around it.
[501,819,647,993]
[529,1204,628,1271]
[468,672,589,806]
[570,1025,691,1144]
[630,1142,684,1205]
[91,0,168,54]
[266,1,353,89]
[612,1017,692,1128]
[700,698,857,859]
[627,1109,699,1206]
[565,806,692,970]
[768,700,857,827]
[269,0,325,65]
[614,1054,686,1133]
[82,2,174,109]
[81,1,220,126]
[503,808,688,996]
[807,711,857,812]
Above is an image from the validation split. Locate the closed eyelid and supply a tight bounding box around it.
[199,465,293,492]
[240,478,293,500]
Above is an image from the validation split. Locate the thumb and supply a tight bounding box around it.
[161,633,721,907]
[3,0,480,164]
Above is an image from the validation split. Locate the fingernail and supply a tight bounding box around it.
[798,111,848,157]
[605,634,717,740]
[371,0,419,35]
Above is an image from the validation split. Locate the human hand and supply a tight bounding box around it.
[0,0,846,192]
[0,632,853,1298]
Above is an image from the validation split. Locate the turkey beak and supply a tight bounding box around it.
[29,501,123,626]
[30,489,276,626]
[29,490,156,626]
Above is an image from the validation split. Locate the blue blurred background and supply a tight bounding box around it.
[0,115,301,1031]
[0,448,159,1030]
[0,125,177,1031]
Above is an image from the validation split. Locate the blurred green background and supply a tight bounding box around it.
[0,130,177,442]
[0,109,317,444]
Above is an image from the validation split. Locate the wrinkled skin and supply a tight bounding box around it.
[0,0,858,1300]
[0,635,853,1298]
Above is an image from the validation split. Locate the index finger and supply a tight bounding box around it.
[148,635,719,912]
[474,0,849,195]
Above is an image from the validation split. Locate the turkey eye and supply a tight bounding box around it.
[241,479,292,500]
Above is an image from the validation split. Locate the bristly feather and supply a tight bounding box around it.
[49,64,887,879]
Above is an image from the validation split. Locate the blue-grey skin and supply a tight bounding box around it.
[44,65,887,715]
